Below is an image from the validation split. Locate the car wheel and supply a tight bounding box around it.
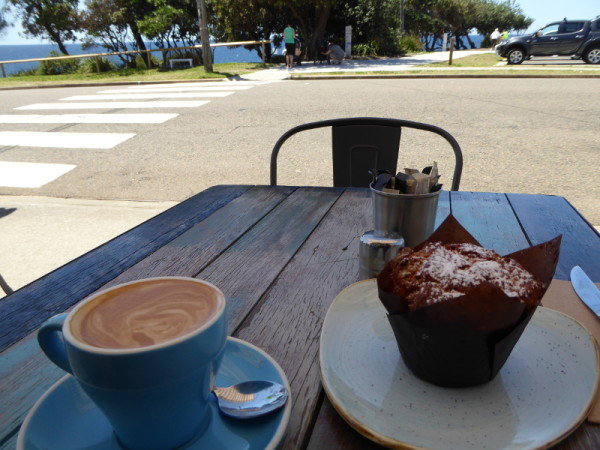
[506,48,525,64]
[583,46,600,64]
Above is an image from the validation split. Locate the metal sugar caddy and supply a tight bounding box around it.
[359,164,442,279]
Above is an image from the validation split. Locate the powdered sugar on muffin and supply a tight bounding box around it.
[388,242,543,311]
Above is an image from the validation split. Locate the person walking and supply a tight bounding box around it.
[283,24,296,68]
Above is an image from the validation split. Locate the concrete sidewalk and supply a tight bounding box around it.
[0,196,176,298]
[245,49,494,81]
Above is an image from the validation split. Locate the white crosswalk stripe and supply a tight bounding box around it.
[100,86,253,93]
[0,131,135,149]
[3,81,268,188]
[0,114,178,124]
[0,161,76,188]
[124,81,268,88]
[61,92,234,101]
[15,101,210,110]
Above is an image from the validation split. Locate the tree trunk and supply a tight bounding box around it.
[48,29,69,55]
[289,1,332,60]
[196,0,213,73]
[466,34,476,49]
[129,21,147,53]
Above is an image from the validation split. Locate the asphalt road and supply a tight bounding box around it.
[1,75,599,293]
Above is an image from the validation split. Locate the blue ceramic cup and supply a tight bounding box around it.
[37,277,227,450]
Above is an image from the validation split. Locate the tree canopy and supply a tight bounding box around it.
[7,0,533,61]
[8,0,81,54]
[0,1,9,34]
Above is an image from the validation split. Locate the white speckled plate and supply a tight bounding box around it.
[320,280,600,450]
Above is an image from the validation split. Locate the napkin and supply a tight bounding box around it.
[541,279,600,423]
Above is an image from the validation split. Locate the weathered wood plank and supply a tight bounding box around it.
[436,189,451,228]
[306,398,384,450]
[552,424,600,450]
[508,193,600,281]
[232,188,373,449]
[199,186,344,334]
[0,185,252,352]
[450,191,530,255]
[106,186,296,285]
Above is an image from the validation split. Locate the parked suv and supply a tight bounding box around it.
[495,17,600,64]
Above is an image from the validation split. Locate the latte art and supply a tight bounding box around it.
[70,279,221,349]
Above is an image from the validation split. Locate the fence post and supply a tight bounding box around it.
[261,41,265,63]
[1,63,5,78]
[145,50,152,69]
[449,37,455,65]
[95,56,100,73]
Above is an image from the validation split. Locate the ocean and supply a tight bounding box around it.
[0,42,262,76]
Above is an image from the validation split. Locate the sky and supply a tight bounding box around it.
[0,0,599,45]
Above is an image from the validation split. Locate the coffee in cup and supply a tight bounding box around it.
[38,277,227,450]
[70,278,221,349]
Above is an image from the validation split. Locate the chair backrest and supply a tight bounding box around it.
[270,117,463,190]
[0,273,13,296]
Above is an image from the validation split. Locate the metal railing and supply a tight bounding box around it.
[0,40,271,78]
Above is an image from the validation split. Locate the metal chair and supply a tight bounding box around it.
[0,273,13,296]
[270,117,463,190]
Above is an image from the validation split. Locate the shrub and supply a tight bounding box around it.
[352,41,380,57]
[135,53,161,69]
[398,35,423,54]
[80,57,115,73]
[37,51,80,75]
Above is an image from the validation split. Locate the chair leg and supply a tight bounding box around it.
[0,273,13,295]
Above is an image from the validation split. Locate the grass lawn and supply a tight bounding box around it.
[0,62,273,89]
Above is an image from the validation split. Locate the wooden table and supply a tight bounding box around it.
[1,185,599,450]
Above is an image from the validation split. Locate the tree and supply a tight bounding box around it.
[80,0,134,65]
[80,0,156,67]
[137,0,210,66]
[473,0,532,39]
[138,0,202,50]
[404,0,532,51]
[209,0,340,60]
[0,1,9,34]
[342,0,403,55]
[8,0,80,54]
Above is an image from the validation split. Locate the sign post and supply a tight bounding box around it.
[196,0,213,73]
[345,26,352,59]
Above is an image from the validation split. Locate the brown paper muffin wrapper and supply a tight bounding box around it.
[377,215,561,387]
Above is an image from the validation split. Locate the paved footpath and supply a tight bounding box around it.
[246,49,495,81]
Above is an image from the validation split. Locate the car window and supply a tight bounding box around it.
[562,22,585,33]
[592,20,600,32]
[539,24,560,35]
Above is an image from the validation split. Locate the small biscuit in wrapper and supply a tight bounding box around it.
[377,215,561,387]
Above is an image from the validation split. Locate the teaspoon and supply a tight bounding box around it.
[213,380,289,419]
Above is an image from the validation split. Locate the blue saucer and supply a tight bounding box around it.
[18,337,291,450]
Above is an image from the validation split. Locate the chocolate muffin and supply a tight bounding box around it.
[386,242,543,311]
[376,215,561,387]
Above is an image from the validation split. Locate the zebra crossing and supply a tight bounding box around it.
[0,80,270,188]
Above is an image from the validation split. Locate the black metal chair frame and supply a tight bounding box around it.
[270,117,463,190]
[0,273,13,296]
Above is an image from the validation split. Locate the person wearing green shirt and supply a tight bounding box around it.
[283,24,296,68]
